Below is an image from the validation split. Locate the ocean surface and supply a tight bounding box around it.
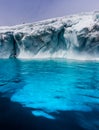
[0,59,99,130]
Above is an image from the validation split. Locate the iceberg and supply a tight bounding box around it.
[0,11,99,59]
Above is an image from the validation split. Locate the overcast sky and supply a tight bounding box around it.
[0,0,99,26]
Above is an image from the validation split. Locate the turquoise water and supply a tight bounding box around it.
[0,59,99,129]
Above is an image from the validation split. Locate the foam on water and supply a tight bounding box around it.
[18,50,67,59]
[17,47,99,61]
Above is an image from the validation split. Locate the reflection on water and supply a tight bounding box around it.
[0,59,99,128]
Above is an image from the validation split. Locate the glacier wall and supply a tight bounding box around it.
[0,12,99,59]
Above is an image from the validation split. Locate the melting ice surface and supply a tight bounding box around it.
[0,59,99,120]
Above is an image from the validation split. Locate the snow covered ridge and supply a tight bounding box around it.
[0,11,99,59]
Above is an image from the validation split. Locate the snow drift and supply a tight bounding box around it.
[0,11,99,59]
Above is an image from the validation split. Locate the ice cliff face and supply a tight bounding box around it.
[0,12,99,59]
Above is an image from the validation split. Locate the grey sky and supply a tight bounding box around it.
[0,0,99,26]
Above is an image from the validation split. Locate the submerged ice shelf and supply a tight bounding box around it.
[0,59,99,120]
[0,12,99,59]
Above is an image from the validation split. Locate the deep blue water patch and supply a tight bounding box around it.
[0,59,99,130]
